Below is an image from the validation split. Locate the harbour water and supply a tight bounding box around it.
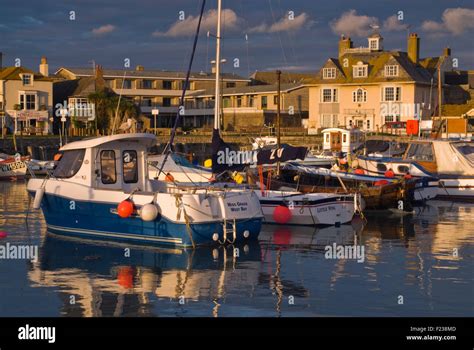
[0,182,472,317]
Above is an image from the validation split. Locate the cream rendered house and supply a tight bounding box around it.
[0,56,53,134]
[307,33,452,134]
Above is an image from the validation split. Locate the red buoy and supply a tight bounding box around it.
[117,266,134,289]
[404,173,413,180]
[374,179,389,186]
[117,200,134,218]
[273,205,292,224]
[354,168,365,175]
[0,231,8,239]
[384,170,395,178]
[273,227,292,245]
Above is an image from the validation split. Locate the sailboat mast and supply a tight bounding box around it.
[214,0,222,130]
[276,69,281,176]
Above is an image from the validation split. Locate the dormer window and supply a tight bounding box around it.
[21,74,33,86]
[368,34,383,51]
[369,39,379,50]
[353,62,368,78]
[384,65,399,77]
[323,68,336,79]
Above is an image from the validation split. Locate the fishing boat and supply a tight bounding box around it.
[257,163,430,211]
[26,2,263,247]
[27,133,262,247]
[0,153,29,180]
[256,190,359,226]
[357,139,474,201]
[289,164,438,203]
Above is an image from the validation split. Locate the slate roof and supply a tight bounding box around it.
[250,71,316,85]
[0,66,52,81]
[186,83,306,97]
[55,67,249,82]
[309,50,436,85]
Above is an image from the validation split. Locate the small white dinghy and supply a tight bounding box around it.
[256,190,359,226]
[0,153,29,180]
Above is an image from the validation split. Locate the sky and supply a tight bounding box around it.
[0,0,473,77]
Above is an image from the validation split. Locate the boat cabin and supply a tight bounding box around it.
[322,128,364,154]
[402,140,474,175]
[52,133,157,192]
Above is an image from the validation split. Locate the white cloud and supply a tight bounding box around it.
[22,16,44,26]
[330,10,378,37]
[92,24,116,36]
[153,9,240,37]
[421,20,445,33]
[249,13,312,33]
[422,8,474,36]
[383,15,408,31]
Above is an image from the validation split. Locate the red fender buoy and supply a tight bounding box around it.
[354,168,365,175]
[117,200,134,218]
[273,205,292,224]
[384,170,395,178]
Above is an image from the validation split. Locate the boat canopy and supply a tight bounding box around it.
[433,141,474,176]
[60,133,157,151]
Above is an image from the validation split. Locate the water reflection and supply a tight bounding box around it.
[1,183,472,316]
[28,236,263,317]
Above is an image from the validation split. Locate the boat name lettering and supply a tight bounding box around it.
[317,206,336,213]
[0,161,25,172]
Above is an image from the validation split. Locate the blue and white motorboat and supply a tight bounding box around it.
[27,133,263,247]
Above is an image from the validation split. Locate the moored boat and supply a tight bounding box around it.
[357,140,474,201]
[27,133,263,247]
[0,153,29,180]
[256,190,358,226]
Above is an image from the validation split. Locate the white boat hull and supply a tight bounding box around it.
[0,159,28,179]
[257,191,356,226]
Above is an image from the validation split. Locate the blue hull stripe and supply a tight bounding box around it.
[33,192,262,247]
[47,224,182,244]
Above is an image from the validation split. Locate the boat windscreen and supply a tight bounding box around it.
[406,143,434,162]
[453,143,474,167]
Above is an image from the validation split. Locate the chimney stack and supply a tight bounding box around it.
[39,56,49,76]
[407,33,420,64]
[135,65,144,71]
[338,35,353,58]
[0,52,3,70]
[443,47,451,57]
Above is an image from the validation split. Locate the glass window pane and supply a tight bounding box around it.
[53,149,85,178]
[100,150,116,184]
[123,150,138,183]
